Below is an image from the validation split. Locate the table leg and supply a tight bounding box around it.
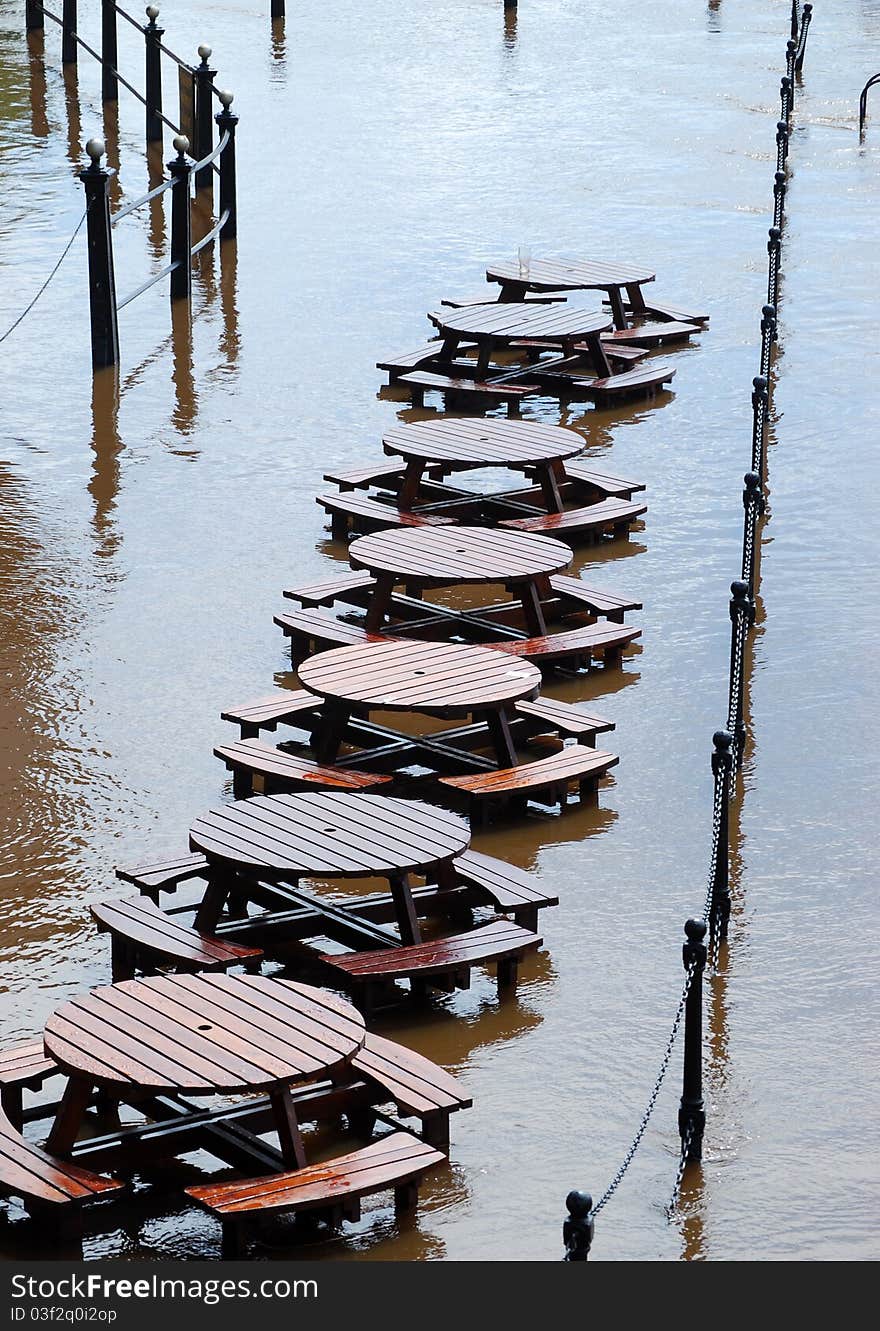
[535,462,564,513]
[607,285,628,330]
[585,332,613,379]
[269,1086,307,1170]
[194,873,232,934]
[625,282,649,316]
[312,701,352,762]
[498,282,526,302]
[517,579,548,636]
[46,1075,94,1157]
[364,572,397,632]
[389,871,421,946]
[483,709,518,768]
[397,459,426,511]
[475,341,494,378]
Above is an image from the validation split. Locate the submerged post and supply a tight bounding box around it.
[563,1191,593,1261]
[25,0,43,32]
[144,6,164,145]
[61,0,77,64]
[271,0,285,16]
[678,920,707,1163]
[215,90,238,239]
[759,303,777,381]
[741,472,763,602]
[795,4,812,74]
[101,0,118,101]
[194,45,216,191]
[79,138,120,370]
[168,135,192,303]
[711,730,733,932]
[750,374,768,480]
[767,226,781,309]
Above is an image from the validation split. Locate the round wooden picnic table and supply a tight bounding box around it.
[43,974,365,1169]
[298,639,541,772]
[485,257,656,330]
[349,525,571,635]
[190,791,471,948]
[428,300,614,382]
[383,417,585,514]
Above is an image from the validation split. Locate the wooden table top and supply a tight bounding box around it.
[349,525,572,584]
[428,301,611,343]
[43,974,365,1094]
[189,791,470,877]
[298,639,541,714]
[485,256,656,291]
[383,417,584,466]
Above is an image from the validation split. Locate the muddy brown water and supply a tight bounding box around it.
[1,0,878,1261]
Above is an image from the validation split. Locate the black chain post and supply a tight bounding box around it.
[194,44,217,192]
[678,920,707,1163]
[775,118,789,171]
[563,1191,594,1261]
[786,38,797,89]
[780,76,792,126]
[145,5,164,145]
[750,374,768,479]
[25,0,43,32]
[790,0,799,41]
[271,0,286,16]
[759,303,777,381]
[168,136,193,304]
[101,0,118,102]
[710,731,733,930]
[773,170,786,229]
[215,90,238,239]
[795,4,812,74]
[741,471,763,601]
[767,226,781,310]
[61,0,77,65]
[79,138,120,370]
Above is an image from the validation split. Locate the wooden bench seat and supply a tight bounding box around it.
[214,738,392,799]
[451,849,558,933]
[601,320,698,347]
[221,689,322,739]
[562,461,646,500]
[440,292,565,308]
[116,852,209,901]
[396,371,540,417]
[546,573,643,622]
[350,1032,471,1150]
[572,362,676,401]
[513,696,615,745]
[90,897,264,982]
[0,1045,61,1130]
[323,462,407,491]
[491,619,640,668]
[317,492,455,539]
[282,571,377,608]
[625,298,709,325]
[508,337,647,366]
[274,607,389,666]
[186,1131,444,1257]
[440,745,619,821]
[376,343,446,383]
[0,1105,122,1233]
[321,920,540,1007]
[500,497,647,543]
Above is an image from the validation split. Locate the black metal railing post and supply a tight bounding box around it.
[795,4,812,74]
[101,0,118,101]
[773,169,786,228]
[25,0,43,32]
[759,303,777,381]
[726,575,752,770]
[781,76,792,126]
[775,118,789,173]
[790,0,798,41]
[271,0,285,16]
[563,1191,594,1261]
[61,0,77,64]
[215,90,238,239]
[750,374,768,479]
[786,39,797,92]
[79,138,120,370]
[678,919,707,1163]
[168,136,193,303]
[144,5,164,145]
[741,471,763,601]
[194,44,217,192]
[767,226,781,309]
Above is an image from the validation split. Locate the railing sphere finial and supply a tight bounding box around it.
[172,134,190,157]
[198,43,212,62]
[145,4,159,19]
[217,89,234,109]
[86,138,106,164]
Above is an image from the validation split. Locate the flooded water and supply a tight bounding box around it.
[1,0,878,1262]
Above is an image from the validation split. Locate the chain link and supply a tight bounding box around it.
[665,1123,694,1217]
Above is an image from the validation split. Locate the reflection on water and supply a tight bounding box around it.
[1,0,879,1263]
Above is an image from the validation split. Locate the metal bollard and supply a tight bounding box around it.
[101,0,118,102]
[740,472,764,600]
[776,118,789,171]
[790,0,799,41]
[781,76,792,126]
[759,302,777,380]
[62,0,77,64]
[79,139,120,370]
[726,574,751,772]
[271,0,285,16]
[563,1191,594,1261]
[678,920,707,1163]
[766,226,781,308]
[750,374,768,479]
[214,90,238,239]
[144,6,164,145]
[25,0,43,32]
[795,4,812,74]
[773,169,786,228]
[168,136,193,303]
[194,45,216,191]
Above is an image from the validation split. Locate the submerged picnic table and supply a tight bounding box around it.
[298,639,542,770]
[485,257,655,329]
[350,526,572,635]
[188,791,471,946]
[43,974,365,1169]
[427,301,615,379]
[383,416,584,514]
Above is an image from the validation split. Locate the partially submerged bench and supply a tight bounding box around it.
[545,574,643,623]
[221,689,322,739]
[90,897,263,982]
[396,371,539,417]
[317,492,455,539]
[214,738,393,799]
[283,571,377,608]
[562,461,646,501]
[350,1032,472,1151]
[602,320,698,348]
[321,919,541,1010]
[186,1130,444,1258]
[0,1044,61,1131]
[571,362,676,402]
[274,607,387,666]
[0,1104,122,1236]
[440,745,619,823]
[500,496,647,543]
[491,620,641,669]
[450,849,559,933]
